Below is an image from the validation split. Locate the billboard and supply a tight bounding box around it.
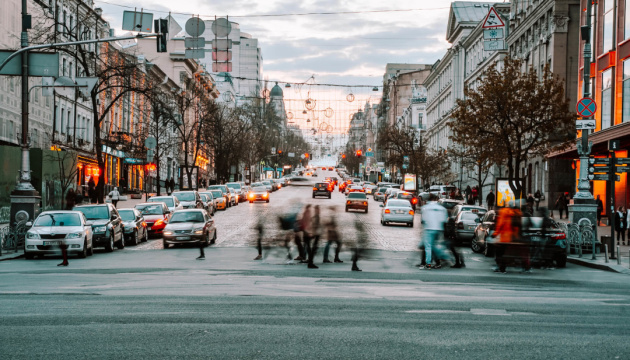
[403,174,416,191]
[495,178,522,207]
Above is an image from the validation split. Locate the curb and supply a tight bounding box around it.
[567,256,630,274]
[0,252,24,262]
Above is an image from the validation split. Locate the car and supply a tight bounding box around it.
[373,187,390,202]
[338,182,347,193]
[328,167,334,171]
[383,188,399,203]
[346,192,368,213]
[207,185,233,208]
[311,171,318,177]
[134,202,171,237]
[363,182,378,195]
[313,182,332,199]
[73,204,124,252]
[207,190,227,210]
[226,182,246,202]
[117,208,148,246]
[147,195,183,213]
[471,210,568,268]
[420,184,456,200]
[346,185,364,194]
[162,209,217,249]
[289,176,315,186]
[228,188,240,206]
[380,199,415,227]
[261,180,274,192]
[199,193,216,216]
[452,211,483,243]
[24,211,93,259]
[438,198,464,217]
[330,177,339,186]
[446,205,488,240]
[249,186,270,203]
[395,191,420,211]
[172,191,203,209]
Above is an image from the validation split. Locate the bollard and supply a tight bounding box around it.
[591,228,596,260]
[617,246,621,265]
[578,229,583,258]
[604,244,609,263]
[628,251,630,269]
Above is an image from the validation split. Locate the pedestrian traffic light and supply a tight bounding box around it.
[356,150,362,158]
[155,19,168,53]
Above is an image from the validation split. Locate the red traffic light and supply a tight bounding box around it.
[356,150,362,157]
[304,153,309,158]
[342,154,346,159]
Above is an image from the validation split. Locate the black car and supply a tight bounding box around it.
[117,208,148,246]
[73,204,124,252]
[312,182,332,199]
[471,210,568,268]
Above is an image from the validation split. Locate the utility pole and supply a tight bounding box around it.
[10,0,41,225]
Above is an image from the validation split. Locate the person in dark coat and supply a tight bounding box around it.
[88,177,96,204]
[65,188,76,210]
[555,194,567,219]
[596,195,604,226]
[534,190,542,211]
[615,206,626,245]
[75,190,84,206]
[465,186,473,205]
[486,190,495,210]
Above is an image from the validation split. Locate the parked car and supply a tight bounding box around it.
[162,209,217,249]
[25,211,93,259]
[380,199,415,227]
[248,186,270,203]
[446,205,487,240]
[199,193,216,215]
[172,191,203,209]
[134,202,171,237]
[228,188,240,206]
[438,198,464,217]
[73,204,124,252]
[452,211,482,243]
[346,192,368,213]
[395,191,420,211]
[148,195,183,213]
[312,182,332,199]
[117,208,148,246]
[207,190,227,210]
[471,210,568,268]
[207,185,233,208]
[226,182,246,202]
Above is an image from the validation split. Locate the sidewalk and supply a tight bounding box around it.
[565,223,630,274]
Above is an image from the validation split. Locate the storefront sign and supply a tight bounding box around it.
[124,158,144,164]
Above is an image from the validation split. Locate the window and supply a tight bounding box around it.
[626,0,630,40]
[603,0,614,52]
[62,58,67,77]
[60,108,65,134]
[623,59,630,123]
[602,69,613,129]
[62,10,67,36]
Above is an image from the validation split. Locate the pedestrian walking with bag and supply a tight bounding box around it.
[108,187,120,207]
[596,195,604,226]
[351,217,367,271]
[554,193,567,219]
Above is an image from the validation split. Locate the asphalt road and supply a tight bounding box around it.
[2,169,630,359]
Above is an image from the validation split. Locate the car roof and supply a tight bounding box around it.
[136,202,166,206]
[39,210,83,215]
[174,209,206,213]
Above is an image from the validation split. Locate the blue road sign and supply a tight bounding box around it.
[576,97,597,118]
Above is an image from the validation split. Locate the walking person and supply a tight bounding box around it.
[615,206,626,246]
[307,205,322,269]
[57,238,69,267]
[88,177,96,204]
[65,188,76,210]
[419,194,451,270]
[323,207,343,263]
[486,190,495,210]
[351,217,367,271]
[465,186,473,205]
[534,190,542,211]
[254,216,264,261]
[300,205,313,263]
[596,195,604,226]
[493,201,523,273]
[554,193,567,220]
[108,187,121,207]
[525,193,535,215]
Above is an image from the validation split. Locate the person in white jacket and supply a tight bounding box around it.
[419,194,452,269]
[108,187,120,207]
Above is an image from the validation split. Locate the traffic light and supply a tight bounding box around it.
[278,150,283,155]
[155,19,168,53]
[342,154,346,159]
[356,150,362,158]
[304,153,309,159]
[145,163,157,171]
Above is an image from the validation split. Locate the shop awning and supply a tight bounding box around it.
[263,166,274,171]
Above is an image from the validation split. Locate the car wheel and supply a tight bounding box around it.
[345,207,348,212]
[25,252,35,259]
[555,254,567,268]
[116,233,125,249]
[105,234,115,252]
[130,230,138,246]
[142,228,148,242]
[409,222,414,228]
[266,200,269,203]
[78,241,87,258]
[312,195,315,199]
[365,209,368,213]
[328,195,331,199]
[211,230,217,245]
[163,241,170,249]
[471,236,482,253]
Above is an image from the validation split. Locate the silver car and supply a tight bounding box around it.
[148,195,183,213]
[380,199,414,227]
[25,211,93,259]
[454,211,483,242]
[162,209,217,248]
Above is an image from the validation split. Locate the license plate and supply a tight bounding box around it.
[43,241,61,246]
[177,236,191,240]
[531,236,544,242]
[396,210,404,214]
[468,225,475,230]
[147,226,152,230]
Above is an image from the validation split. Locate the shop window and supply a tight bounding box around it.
[602,69,613,129]
[623,59,630,123]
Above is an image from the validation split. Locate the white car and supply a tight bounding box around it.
[148,195,183,213]
[380,199,415,227]
[289,176,315,187]
[25,211,93,259]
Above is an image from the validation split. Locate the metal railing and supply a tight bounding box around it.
[0,220,27,256]
[561,219,596,259]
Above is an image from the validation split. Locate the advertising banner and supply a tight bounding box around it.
[403,174,416,191]
[495,178,522,207]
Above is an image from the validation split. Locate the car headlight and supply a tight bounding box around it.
[65,232,83,239]
[192,227,205,235]
[26,231,40,239]
[163,231,173,236]
[124,226,134,233]
[94,226,107,233]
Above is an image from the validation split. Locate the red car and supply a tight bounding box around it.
[134,202,171,237]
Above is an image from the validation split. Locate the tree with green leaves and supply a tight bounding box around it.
[450,57,574,200]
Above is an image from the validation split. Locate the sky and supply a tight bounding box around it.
[94,0,458,152]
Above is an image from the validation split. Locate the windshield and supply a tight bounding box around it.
[118,210,136,221]
[210,191,223,198]
[262,181,270,185]
[253,186,267,192]
[149,197,174,207]
[169,211,205,223]
[460,212,480,221]
[378,188,387,193]
[348,193,367,199]
[397,193,414,199]
[173,192,195,201]
[135,204,164,215]
[208,186,226,194]
[441,202,458,209]
[199,192,214,200]
[74,206,109,220]
[387,200,410,208]
[34,213,81,227]
[226,183,241,190]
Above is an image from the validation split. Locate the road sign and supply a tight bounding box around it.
[185,49,205,59]
[144,137,157,149]
[576,119,596,130]
[616,158,630,165]
[483,28,504,40]
[576,97,597,118]
[212,39,233,50]
[288,152,295,158]
[482,7,505,28]
[271,147,276,155]
[185,17,205,37]
[615,166,630,172]
[122,11,154,33]
[211,18,232,37]
[0,51,59,76]
[367,147,372,152]
[366,152,374,157]
[483,40,505,51]
[588,174,613,181]
[185,37,205,48]
[589,157,610,165]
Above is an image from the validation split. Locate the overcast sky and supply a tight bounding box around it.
[95,0,457,146]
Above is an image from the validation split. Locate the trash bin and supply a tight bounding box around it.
[601,235,613,256]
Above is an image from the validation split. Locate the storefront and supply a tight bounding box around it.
[77,155,99,196]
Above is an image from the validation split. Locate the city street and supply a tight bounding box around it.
[2,170,630,359]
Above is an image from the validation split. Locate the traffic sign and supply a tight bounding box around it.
[482,7,505,28]
[616,158,630,165]
[185,37,205,48]
[185,17,205,37]
[483,40,505,51]
[576,97,597,118]
[185,49,205,59]
[483,28,504,40]
[589,157,610,165]
[144,137,157,149]
[366,151,374,157]
[615,166,630,173]
[588,174,614,181]
[576,119,596,130]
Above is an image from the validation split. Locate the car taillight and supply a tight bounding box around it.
[142,222,147,227]
[385,209,390,213]
[409,210,414,215]
[411,198,418,204]
[442,192,446,195]
[154,219,164,226]
[313,187,318,191]
[347,200,351,205]
[550,233,566,240]
[363,201,367,205]
[457,223,464,229]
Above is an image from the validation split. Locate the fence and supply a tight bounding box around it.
[0,220,27,256]
[558,219,597,258]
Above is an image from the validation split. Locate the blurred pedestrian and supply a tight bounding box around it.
[108,187,120,207]
[493,201,524,273]
[615,206,626,245]
[57,238,69,267]
[307,205,322,269]
[88,177,96,204]
[254,216,264,260]
[472,186,478,204]
[554,193,567,219]
[75,189,84,206]
[300,205,313,263]
[351,217,367,271]
[534,190,541,211]
[419,194,451,270]
[465,186,473,205]
[323,207,343,263]
[486,190,495,210]
[596,195,604,226]
[65,188,76,210]
[526,193,534,215]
